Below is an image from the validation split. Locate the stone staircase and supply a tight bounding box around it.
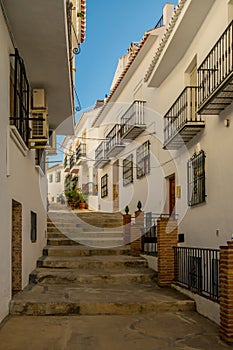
[9,211,195,316]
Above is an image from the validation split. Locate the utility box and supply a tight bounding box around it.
[32,89,46,109]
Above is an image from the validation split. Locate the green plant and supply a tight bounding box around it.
[65,190,79,205]
[137,201,142,211]
[125,205,129,215]
[77,188,86,203]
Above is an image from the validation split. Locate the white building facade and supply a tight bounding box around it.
[0,0,86,322]
[47,164,65,204]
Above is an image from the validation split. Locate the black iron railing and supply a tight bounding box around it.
[164,86,204,145]
[106,125,122,153]
[121,101,145,137]
[70,154,75,169]
[154,15,164,29]
[174,247,220,301]
[76,143,86,161]
[10,49,30,146]
[198,21,233,108]
[142,212,158,256]
[64,155,69,168]
[95,141,108,162]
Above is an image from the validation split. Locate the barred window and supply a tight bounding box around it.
[123,154,133,186]
[136,141,150,179]
[55,171,61,183]
[101,174,108,198]
[188,150,206,206]
[49,174,53,183]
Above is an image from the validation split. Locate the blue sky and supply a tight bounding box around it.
[75,0,177,111]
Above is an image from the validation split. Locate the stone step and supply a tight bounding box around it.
[29,267,156,285]
[10,283,195,316]
[47,226,123,235]
[37,255,145,269]
[47,233,68,239]
[47,238,80,246]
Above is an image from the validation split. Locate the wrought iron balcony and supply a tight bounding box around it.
[164,87,205,149]
[70,154,79,174]
[106,125,125,158]
[121,101,146,141]
[198,21,233,115]
[94,141,110,169]
[76,143,86,164]
[64,155,70,172]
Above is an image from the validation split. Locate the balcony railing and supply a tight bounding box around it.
[94,141,110,169]
[121,101,146,140]
[174,247,220,301]
[64,155,70,172]
[106,125,125,157]
[70,154,75,169]
[10,49,30,146]
[198,21,233,115]
[164,87,205,149]
[76,143,86,163]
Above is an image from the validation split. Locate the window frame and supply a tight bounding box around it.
[136,140,150,179]
[187,150,206,206]
[101,174,108,198]
[55,171,61,183]
[123,154,134,186]
[30,211,37,243]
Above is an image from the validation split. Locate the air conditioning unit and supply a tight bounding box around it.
[32,89,46,109]
[46,130,57,156]
[29,110,48,148]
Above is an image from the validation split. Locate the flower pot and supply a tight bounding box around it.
[79,202,86,209]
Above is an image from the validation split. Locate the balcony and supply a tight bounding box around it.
[106,125,125,158]
[76,143,86,165]
[121,101,146,141]
[64,155,70,173]
[164,87,205,150]
[70,154,79,174]
[198,21,233,115]
[94,141,110,169]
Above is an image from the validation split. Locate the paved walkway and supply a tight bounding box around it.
[0,311,233,350]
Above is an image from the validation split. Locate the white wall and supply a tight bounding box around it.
[0,7,46,322]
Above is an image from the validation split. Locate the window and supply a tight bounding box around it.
[136,141,150,179]
[123,154,133,186]
[188,150,206,206]
[31,211,37,242]
[49,174,53,183]
[101,174,108,198]
[55,171,61,183]
[10,49,30,146]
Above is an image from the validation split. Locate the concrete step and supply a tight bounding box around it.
[29,267,156,285]
[37,255,145,269]
[47,238,80,246]
[44,239,124,253]
[47,232,68,239]
[10,283,195,316]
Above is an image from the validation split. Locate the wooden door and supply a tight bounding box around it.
[113,161,119,211]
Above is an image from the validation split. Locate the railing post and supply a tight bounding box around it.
[130,210,144,256]
[220,241,233,343]
[157,217,178,287]
[123,214,131,245]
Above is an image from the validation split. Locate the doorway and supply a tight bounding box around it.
[12,200,22,296]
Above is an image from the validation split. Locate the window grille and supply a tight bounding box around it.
[188,150,206,206]
[123,154,133,186]
[136,141,150,179]
[101,174,108,198]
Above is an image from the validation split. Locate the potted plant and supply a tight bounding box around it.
[65,190,79,209]
[78,189,86,209]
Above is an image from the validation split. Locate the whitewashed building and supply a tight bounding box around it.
[0,0,86,322]
[92,3,175,213]
[89,0,233,323]
[47,164,65,204]
[62,101,104,210]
